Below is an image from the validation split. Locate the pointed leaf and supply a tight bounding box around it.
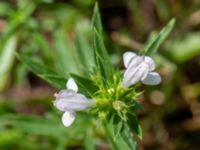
[92,3,114,86]
[93,28,114,84]
[17,53,66,89]
[92,2,103,35]
[127,114,143,139]
[143,18,175,56]
[104,122,138,150]
[0,34,17,91]
[70,73,99,97]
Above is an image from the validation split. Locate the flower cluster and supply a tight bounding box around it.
[53,52,161,127]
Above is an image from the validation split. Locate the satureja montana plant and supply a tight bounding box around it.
[54,51,162,127]
[18,3,175,150]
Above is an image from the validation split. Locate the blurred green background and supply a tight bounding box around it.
[1,0,200,149]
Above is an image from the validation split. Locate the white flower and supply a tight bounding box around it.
[122,51,161,88]
[54,78,95,127]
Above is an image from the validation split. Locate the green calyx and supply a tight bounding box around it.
[91,73,140,121]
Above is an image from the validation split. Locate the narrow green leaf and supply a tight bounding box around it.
[32,32,52,61]
[92,3,114,86]
[4,1,36,36]
[166,32,200,63]
[53,29,79,75]
[0,1,35,54]
[0,2,13,17]
[70,73,99,97]
[121,124,138,150]
[127,114,143,139]
[143,18,175,56]
[93,28,114,84]
[0,34,17,91]
[92,2,103,35]
[0,113,91,140]
[104,122,138,150]
[74,28,94,75]
[0,114,67,138]
[17,53,66,89]
[84,129,96,150]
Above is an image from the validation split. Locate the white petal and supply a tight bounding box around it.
[123,62,149,87]
[123,52,137,68]
[62,111,76,127]
[54,89,75,99]
[144,56,155,71]
[141,72,161,85]
[54,89,94,111]
[127,55,144,70]
[66,78,78,92]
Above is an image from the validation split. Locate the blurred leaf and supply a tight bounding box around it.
[0,130,22,149]
[17,53,66,89]
[0,2,13,17]
[154,1,171,21]
[143,18,175,56]
[39,3,80,31]
[75,26,94,75]
[72,0,94,8]
[15,63,27,85]
[32,32,52,61]
[4,1,35,36]
[84,129,96,150]
[0,113,91,140]
[0,34,17,91]
[53,29,79,75]
[0,114,66,138]
[167,32,200,63]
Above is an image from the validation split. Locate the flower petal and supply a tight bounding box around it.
[54,89,94,111]
[127,55,144,69]
[55,89,76,99]
[123,52,136,68]
[141,72,161,85]
[66,78,78,92]
[123,62,149,87]
[62,111,76,127]
[144,56,155,71]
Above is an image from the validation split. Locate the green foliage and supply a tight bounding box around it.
[0,35,17,91]
[143,18,175,56]
[17,53,67,89]
[167,32,200,63]
[70,73,99,97]
[74,25,94,75]
[92,3,103,34]
[127,114,143,139]
[1,0,189,149]
[91,4,140,149]
[0,2,13,16]
[105,122,138,150]
[0,113,93,150]
[17,3,142,150]
[92,3,114,86]
[53,29,79,75]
